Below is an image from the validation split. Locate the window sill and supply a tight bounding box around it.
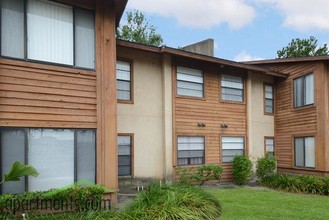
[220,100,245,105]
[118,100,134,104]
[174,164,205,168]
[0,57,96,76]
[294,166,316,170]
[292,104,315,111]
[175,95,206,101]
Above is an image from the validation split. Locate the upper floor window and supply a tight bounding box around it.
[294,73,314,108]
[177,136,205,166]
[1,0,95,69]
[265,84,274,114]
[222,136,244,163]
[221,75,244,102]
[295,137,315,168]
[116,60,132,101]
[177,66,204,98]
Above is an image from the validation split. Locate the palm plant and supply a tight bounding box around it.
[0,161,39,185]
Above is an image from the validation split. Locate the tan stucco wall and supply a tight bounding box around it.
[247,72,275,170]
[117,48,173,179]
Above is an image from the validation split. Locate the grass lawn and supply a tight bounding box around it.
[208,187,329,220]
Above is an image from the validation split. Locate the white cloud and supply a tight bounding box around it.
[253,0,329,32]
[127,0,256,29]
[234,51,264,61]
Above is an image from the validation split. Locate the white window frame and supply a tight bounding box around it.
[221,136,245,163]
[176,66,204,98]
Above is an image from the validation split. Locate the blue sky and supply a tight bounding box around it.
[122,0,329,61]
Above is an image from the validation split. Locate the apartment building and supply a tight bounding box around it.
[116,40,287,186]
[249,57,329,176]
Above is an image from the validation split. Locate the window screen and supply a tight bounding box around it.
[117,61,131,101]
[177,136,205,166]
[221,75,244,102]
[177,66,204,98]
[222,137,244,163]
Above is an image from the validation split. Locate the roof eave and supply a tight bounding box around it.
[117,40,287,78]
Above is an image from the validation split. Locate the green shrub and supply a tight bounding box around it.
[232,155,253,185]
[119,183,221,220]
[0,185,106,216]
[256,155,276,181]
[262,173,329,195]
[176,165,223,186]
[192,165,223,186]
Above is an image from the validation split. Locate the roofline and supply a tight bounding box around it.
[245,56,329,65]
[114,0,128,27]
[117,40,288,78]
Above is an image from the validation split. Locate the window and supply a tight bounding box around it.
[221,75,244,102]
[265,84,274,113]
[222,137,244,163]
[1,0,95,69]
[265,137,275,157]
[118,135,132,176]
[177,136,204,166]
[294,73,314,108]
[0,128,96,194]
[295,137,315,168]
[177,66,204,98]
[116,60,132,101]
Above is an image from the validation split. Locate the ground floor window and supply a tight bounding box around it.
[0,128,96,194]
[222,137,244,163]
[177,136,205,166]
[295,137,315,168]
[265,137,275,157]
[118,135,133,176]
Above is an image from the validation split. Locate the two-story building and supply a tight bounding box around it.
[0,0,127,201]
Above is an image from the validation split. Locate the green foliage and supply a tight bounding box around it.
[117,10,163,46]
[176,164,223,186]
[0,185,105,216]
[0,161,39,184]
[118,183,221,220]
[256,154,276,181]
[261,173,329,195]
[277,36,329,58]
[232,155,253,185]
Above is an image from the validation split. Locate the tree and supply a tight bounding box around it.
[117,10,163,47]
[277,36,329,58]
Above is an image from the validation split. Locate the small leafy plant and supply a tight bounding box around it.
[232,155,252,185]
[0,161,39,185]
[176,165,223,186]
